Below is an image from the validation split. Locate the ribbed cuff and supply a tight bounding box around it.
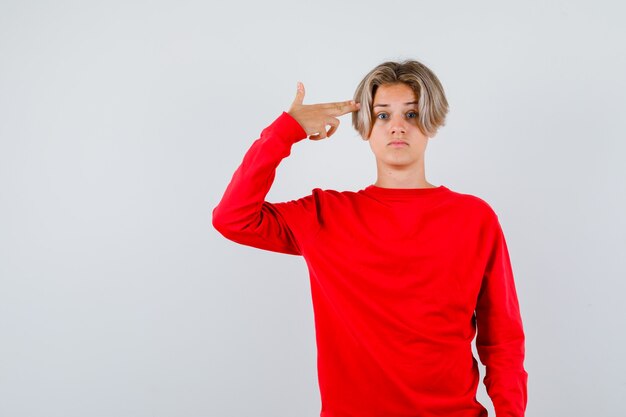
[267,111,308,143]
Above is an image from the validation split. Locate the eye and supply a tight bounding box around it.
[406,111,418,119]
[376,112,389,120]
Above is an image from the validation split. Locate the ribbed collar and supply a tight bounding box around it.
[361,184,450,199]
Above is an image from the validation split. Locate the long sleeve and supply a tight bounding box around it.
[475,215,528,417]
[212,112,321,256]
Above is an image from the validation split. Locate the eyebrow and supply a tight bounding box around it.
[373,101,419,108]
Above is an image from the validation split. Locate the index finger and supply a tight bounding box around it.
[320,100,361,116]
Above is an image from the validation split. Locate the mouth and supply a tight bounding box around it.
[388,141,408,146]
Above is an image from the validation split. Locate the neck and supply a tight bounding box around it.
[373,161,435,189]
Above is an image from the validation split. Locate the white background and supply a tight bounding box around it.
[1,1,625,416]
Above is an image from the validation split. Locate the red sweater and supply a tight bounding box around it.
[212,112,528,417]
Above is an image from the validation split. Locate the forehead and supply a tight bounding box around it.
[373,83,417,104]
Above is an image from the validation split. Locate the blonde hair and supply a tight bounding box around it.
[352,59,449,139]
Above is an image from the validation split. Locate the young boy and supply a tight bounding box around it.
[212,59,528,417]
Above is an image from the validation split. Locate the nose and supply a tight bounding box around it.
[391,125,406,135]
[389,114,407,135]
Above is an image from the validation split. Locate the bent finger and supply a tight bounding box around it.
[326,118,340,138]
[311,123,329,140]
[316,127,328,139]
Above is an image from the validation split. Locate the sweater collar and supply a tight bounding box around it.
[362,184,450,198]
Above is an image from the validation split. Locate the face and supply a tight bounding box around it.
[367,83,429,170]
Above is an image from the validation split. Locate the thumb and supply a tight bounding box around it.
[292,81,305,106]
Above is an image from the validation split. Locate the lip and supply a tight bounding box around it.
[388,141,408,146]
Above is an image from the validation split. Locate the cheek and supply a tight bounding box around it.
[367,138,383,155]
[367,138,377,152]
[369,140,389,159]
[368,124,384,141]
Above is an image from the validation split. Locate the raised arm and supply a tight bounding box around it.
[475,216,528,417]
[211,83,359,255]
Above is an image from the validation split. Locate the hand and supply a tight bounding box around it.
[288,82,361,140]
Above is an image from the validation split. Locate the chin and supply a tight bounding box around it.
[380,159,414,168]
[380,152,422,165]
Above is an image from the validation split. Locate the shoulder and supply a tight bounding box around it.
[305,187,344,206]
[309,187,366,203]
[446,187,500,223]
[309,187,356,197]
[273,188,356,210]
